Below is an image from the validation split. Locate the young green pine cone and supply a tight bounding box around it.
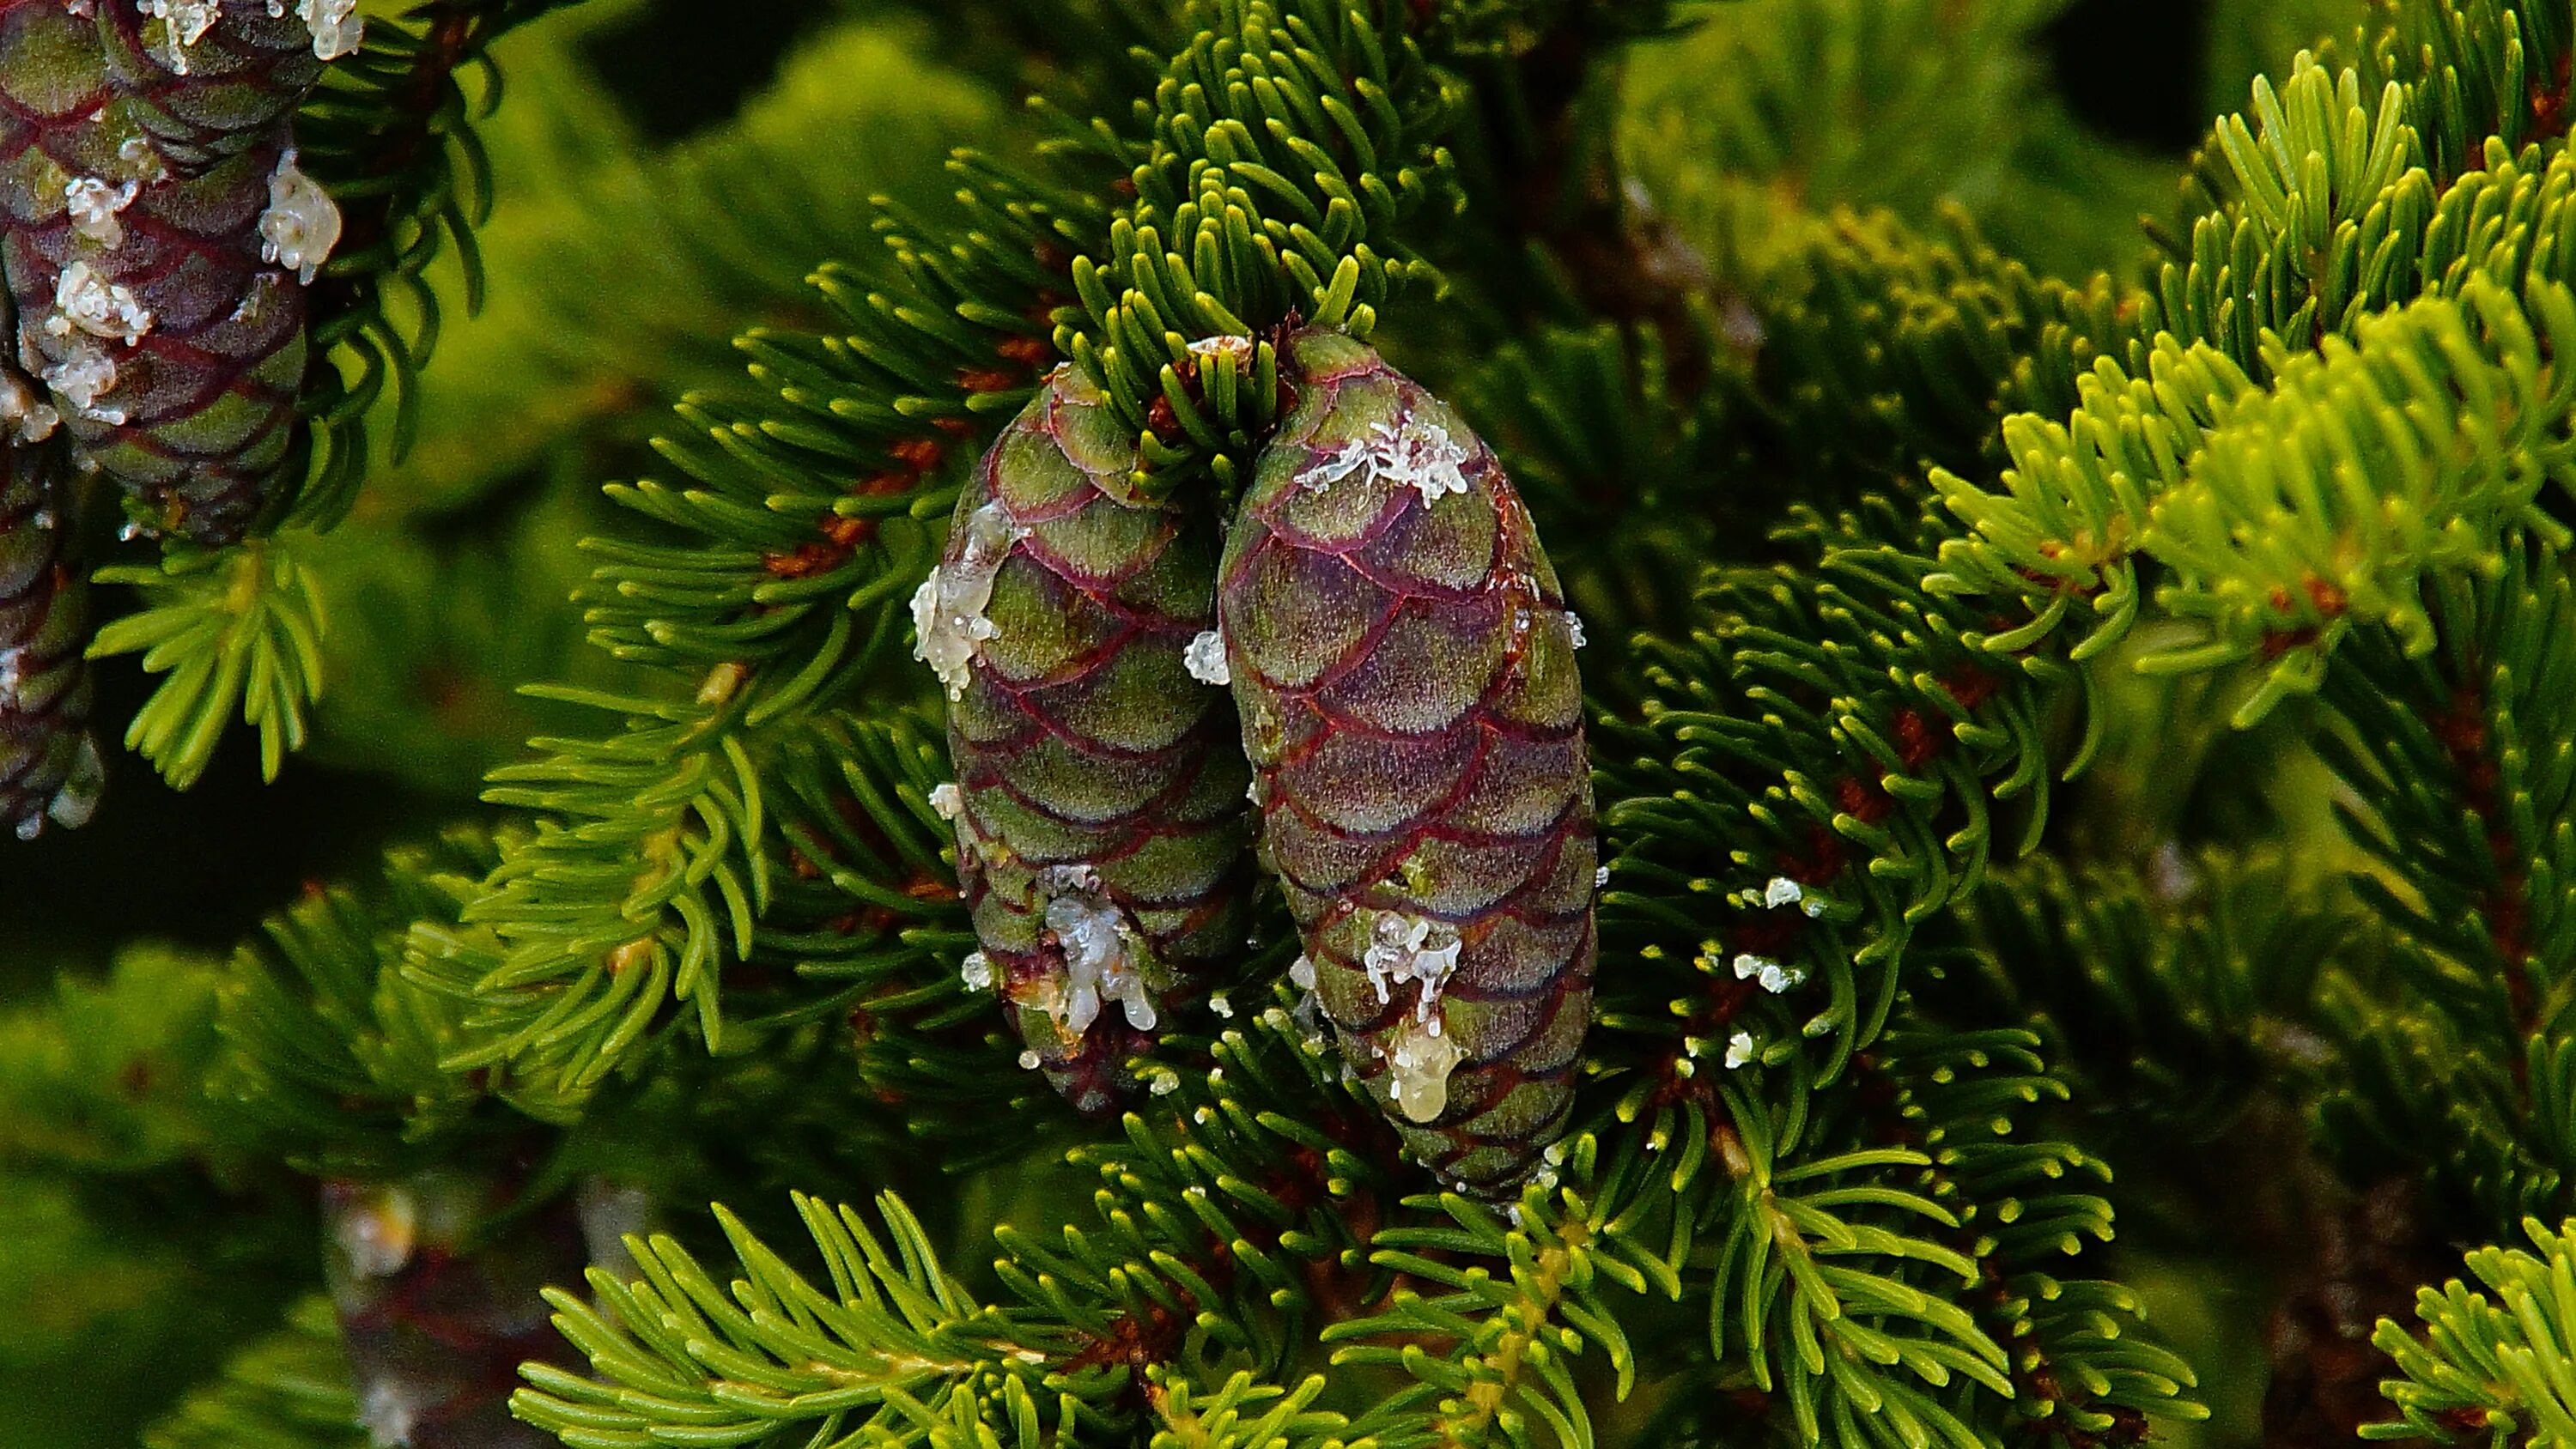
[917,363,1255,1113]
[0,0,344,544]
[0,415,103,840]
[1217,330,1597,1191]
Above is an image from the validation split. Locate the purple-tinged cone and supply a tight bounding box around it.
[919,363,1255,1113]
[323,1172,621,1449]
[0,0,345,544]
[0,356,100,840]
[1218,330,1597,1192]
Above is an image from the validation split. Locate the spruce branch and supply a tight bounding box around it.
[218,830,507,1169]
[1943,850,2347,1138]
[2366,1216,2576,1449]
[513,1191,1108,1449]
[84,0,594,797]
[1930,273,2576,724]
[2312,536,2576,1229]
[89,535,325,790]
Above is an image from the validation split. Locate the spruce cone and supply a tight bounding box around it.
[0,0,346,545]
[0,411,101,840]
[1217,330,1597,1191]
[918,363,1255,1113]
[323,1173,616,1449]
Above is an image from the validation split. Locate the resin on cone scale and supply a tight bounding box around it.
[917,362,1254,1112]
[1218,329,1597,1191]
[0,421,100,840]
[0,0,343,544]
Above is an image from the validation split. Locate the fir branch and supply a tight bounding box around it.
[89,536,325,790]
[141,1296,366,1449]
[2356,0,2576,189]
[1595,496,2077,1098]
[1858,1027,2204,1447]
[428,0,1474,1107]
[1331,1179,1642,1449]
[217,830,506,1169]
[1144,1367,1353,1449]
[292,0,593,525]
[513,1191,1109,1449]
[1057,0,1464,494]
[1929,273,2576,724]
[2311,536,2576,1229]
[2366,1216,2576,1449]
[84,0,591,795]
[1943,850,2347,1138]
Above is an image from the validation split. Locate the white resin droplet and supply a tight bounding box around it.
[138,0,218,73]
[299,0,364,59]
[1287,954,1315,991]
[39,343,122,424]
[1731,952,1771,981]
[958,950,993,992]
[928,783,963,820]
[49,262,151,344]
[0,371,58,443]
[357,1379,422,1449]
[910,501,1018,700]
[1565,610,1588,649]
[332,1185,418,1279]
[64,177,138,249]
[1037,864,1157,1038]
[1724,1031,1756,1070]
[1764,876,1803,910]
[1303,414,1473,506]
[259,151,342,284]
[1385,1018,1465,1124]
[1018,1049,1042,1070]
[1183,628,1230,685]
[1207,991,1233,1019]
[1363,911,1462,1021]
[1594,865,1610,888]
[1187,334,1253,364]
[45,740,104,831]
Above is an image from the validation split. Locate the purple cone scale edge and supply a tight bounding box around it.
[917,362,1255,1113]
[1218,330,1598,1192]
[0,0,352,544]
[0,421,100,840]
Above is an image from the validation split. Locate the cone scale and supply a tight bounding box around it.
[0,0,346,545]
[0,424,100,840]
[1218,330,1597,1191]
[919,363,1255,1113]
[322,1172,611,1449]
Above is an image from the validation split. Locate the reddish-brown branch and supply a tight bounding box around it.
[2432,673,2540,1101]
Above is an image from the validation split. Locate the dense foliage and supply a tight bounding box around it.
[15,2,2576,1448]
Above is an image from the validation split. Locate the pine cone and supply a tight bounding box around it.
[0,416,101,840]
[323,1172,609,1449]
[1217,330,1596,1191]
[0,0,345,545]
[919,363,1255,1113]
